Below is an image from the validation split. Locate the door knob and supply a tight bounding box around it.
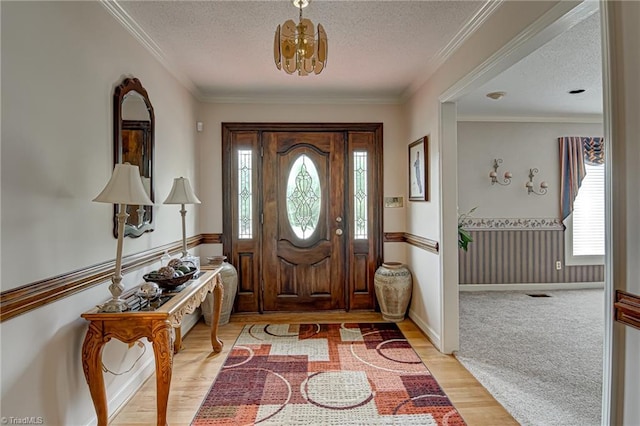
[336,229,343,236]
[336,216,342,223]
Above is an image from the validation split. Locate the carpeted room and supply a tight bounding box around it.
[457,289,604,426]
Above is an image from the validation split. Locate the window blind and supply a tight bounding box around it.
[572,163,605,256]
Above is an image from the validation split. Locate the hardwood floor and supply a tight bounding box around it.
[110,312,517,425]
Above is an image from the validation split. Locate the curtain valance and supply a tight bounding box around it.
[560,136,604,220]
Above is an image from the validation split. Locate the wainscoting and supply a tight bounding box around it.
[458,222,603,285]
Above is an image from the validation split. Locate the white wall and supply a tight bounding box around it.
[196,102,408,264]
[0,2,199,424]
[457,121,603,218]
[605,1,640,423]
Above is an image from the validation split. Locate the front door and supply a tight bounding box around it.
[262,132,345,310]
[223,123,382,313]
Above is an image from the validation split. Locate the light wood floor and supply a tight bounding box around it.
[110,312,518,425]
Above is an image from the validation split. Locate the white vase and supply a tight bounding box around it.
[374,262,413,322]
[203,256,238,326]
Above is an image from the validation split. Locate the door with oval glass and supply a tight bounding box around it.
[262,132,345,310]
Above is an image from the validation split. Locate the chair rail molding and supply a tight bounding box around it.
[0,233,223,322]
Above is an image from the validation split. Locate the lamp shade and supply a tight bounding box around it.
[93,163,153,205]
[163,177,201,205]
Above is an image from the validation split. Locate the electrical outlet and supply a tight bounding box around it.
[555,261,562,270]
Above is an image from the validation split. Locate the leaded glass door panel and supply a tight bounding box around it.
[262,132,345,311]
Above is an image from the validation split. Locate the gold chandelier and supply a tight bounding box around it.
[274,0,327,76]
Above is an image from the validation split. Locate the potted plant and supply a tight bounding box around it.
[458,207,477,251]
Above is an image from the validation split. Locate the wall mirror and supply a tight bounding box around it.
[113,77,155,238]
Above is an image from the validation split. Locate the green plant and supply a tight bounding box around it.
[458,207,477,251]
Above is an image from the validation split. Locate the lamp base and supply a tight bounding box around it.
[99,298,129,313]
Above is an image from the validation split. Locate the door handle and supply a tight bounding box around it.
[336,216,343,223]
[336,229,343,236]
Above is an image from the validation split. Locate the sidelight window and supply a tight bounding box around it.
[238,149,252,239]
[354,151,368,239]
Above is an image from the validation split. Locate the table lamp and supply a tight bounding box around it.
[93,163,154,312]
[163,177,201,258]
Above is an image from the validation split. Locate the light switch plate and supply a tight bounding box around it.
[384,197,403,208]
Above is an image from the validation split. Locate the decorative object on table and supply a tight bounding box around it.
[458,206,477,252]
[274,0,328,76]
[203,256,238,326]
[408,136,428,201]
[191,323,465,425]
[93,163,154,312]
[136,282,162,310]
[143,259,198,289]
[489,158,512,186]
[526,168,548,195]
[160,250,171,267]
[374,262,413,322]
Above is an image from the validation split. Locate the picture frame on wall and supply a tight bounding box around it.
[408,136,428,201]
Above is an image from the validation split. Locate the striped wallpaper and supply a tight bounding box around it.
[458,229,604,284]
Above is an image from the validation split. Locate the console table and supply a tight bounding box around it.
[81,268,224,426]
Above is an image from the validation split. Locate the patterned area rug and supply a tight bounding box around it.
[191,323,465,425]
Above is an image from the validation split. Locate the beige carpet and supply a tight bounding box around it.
[456,289,603,426]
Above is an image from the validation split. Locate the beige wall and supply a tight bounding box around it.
[195,102,408,264]
[403,1,581,352]
[457,121,603,218]
[1,2,200,423]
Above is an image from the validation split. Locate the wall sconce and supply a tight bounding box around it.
[526,168,548,195]
[489,159,512,186]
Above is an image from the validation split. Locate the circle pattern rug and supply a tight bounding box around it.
[191,323,465,425]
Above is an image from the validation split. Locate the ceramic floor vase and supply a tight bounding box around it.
[374,262,413,322]
[203,256,238,326]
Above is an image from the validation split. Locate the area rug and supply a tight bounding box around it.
[191,323,465,425]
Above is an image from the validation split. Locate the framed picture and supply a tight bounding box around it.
[408,136,428,201]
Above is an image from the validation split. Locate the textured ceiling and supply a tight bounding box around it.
[117,0,485,101]
[457,10,603,119]
[114,1,603,117]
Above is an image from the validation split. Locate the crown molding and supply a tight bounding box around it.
[198,94,403,105]
[457,114,603,123]
[402,0,504,102]
[100,0,200,97]
[440,0,599,103]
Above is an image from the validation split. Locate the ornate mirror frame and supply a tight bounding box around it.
[113,77,155,238]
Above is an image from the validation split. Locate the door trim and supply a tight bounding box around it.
[222,123,383,313]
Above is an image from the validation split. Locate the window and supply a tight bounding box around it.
[565,163,605,264]
[238,150,253,239]
[353,151,368,239]
[286,154,321,239]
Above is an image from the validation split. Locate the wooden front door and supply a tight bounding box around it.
[223,123,382,313]
[262,132,345,311]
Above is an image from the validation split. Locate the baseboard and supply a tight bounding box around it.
[407,308,441,351]
[459,282,605,291]
[84,311,204,426]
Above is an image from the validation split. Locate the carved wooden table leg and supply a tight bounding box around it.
[173,326,183,354]
[210,276,224,353]
[151,320,174,426]
[81,323,109,426]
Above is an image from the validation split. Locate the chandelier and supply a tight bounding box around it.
[274,0,327,76]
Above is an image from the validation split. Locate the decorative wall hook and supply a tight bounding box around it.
[489,159,512,186]
[526,168,548,195]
